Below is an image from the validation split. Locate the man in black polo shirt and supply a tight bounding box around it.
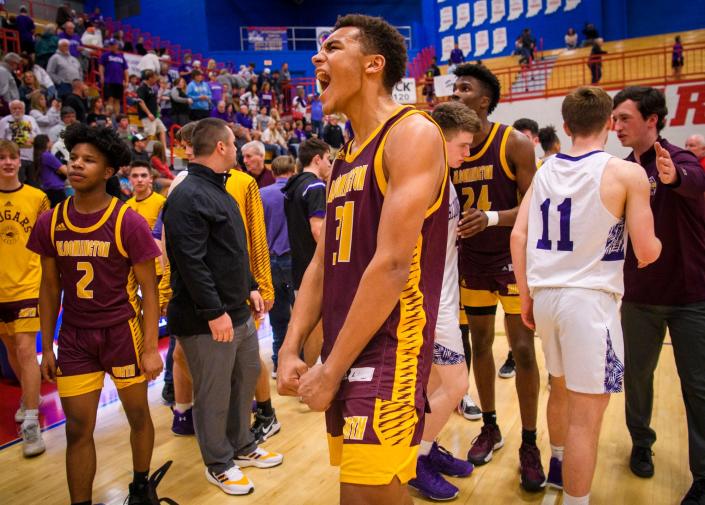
[163,118,283,496]
[137,69,167,147]
[283,137,331,364]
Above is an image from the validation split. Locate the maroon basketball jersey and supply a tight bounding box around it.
[321,106,449,406]
[46,197,158,328]
[453,122,517,279]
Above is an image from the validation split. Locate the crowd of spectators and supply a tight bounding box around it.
[0,4,353,208]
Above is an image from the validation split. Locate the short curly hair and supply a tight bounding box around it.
[63,123,132,170]
[454,63,501,114]
[334,14,407,92]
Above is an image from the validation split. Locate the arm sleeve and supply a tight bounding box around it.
[26,209,56,257]
[302,181,327,218]
[670,150,705,198]
[244,179,274,301]
[44,152,63,173]
[152,210,163,239]
[170,87,190,103]
[164,195,226,320]
[121,210,162,265]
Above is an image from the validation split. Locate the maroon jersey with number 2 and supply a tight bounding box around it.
[27,196,161,328]
[322,106,449,408]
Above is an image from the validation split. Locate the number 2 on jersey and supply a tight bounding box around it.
[333,201,354,265]
[76,261,95,299]
[537,198,574,252]
[462,185,491,212]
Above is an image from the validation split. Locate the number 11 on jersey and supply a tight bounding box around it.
[537,198,574,252]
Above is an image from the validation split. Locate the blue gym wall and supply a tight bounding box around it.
[430,0,705,62]
[85,0,432,76]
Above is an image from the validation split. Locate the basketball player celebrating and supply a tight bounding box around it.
[0,139,49,457]
[277,14,448,505]
[27,124,164,505]
[511,87,661,505]
[451,62,544,490]
[406,101,481,501]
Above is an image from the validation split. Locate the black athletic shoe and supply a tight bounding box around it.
[161,382,174,406]
[682,479,705,505]
[498,352,516,379]
[251,408,281,445]
[125,461,180,505]
[630,446,654,478]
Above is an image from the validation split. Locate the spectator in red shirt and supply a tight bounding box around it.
[150,140,174,191]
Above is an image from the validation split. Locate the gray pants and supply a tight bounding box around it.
[622,302,705,479]
[177,317,261,474]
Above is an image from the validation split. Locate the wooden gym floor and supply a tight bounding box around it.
[0,314,690,505]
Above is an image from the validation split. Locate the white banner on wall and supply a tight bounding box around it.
[393,78,417,104]
[564,0,581,12]
[125,53,142,77]
[458,32,472,56]
[473,0,488,26]
[475,30,490,56]
[492,27,508,54]
[315,26,334,51]
[433,74,457,97]
[490,0,506,23]
[439,6,454,32]
[546,0,561,14]
[508,0,524,21]
[441,35,455,61]
[527,0,542,17]
[456,3,471,29]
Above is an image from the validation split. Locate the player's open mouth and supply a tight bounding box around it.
[316,70,331,93]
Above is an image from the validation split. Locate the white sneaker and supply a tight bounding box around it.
[205,466,254,495]
[15,403,25,423]
[21,421,46,457]
[234,447,283,469]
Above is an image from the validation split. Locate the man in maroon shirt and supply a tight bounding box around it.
[613,86,705,505]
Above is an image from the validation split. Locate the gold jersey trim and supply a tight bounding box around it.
[464,122,500,162]
[62,197,119,234]
[114,204,130,258]
[342,105,409,164]
[499,125,515,181]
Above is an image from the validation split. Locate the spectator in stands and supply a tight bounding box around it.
[428,56,441,77]
[137,69,168,147]
[422,70,435,106]
[241,83,260,114]
[62,79,87,123]
[521,28,536,63]
[242,140,275,188]
[253,105,270,131]
[158,78,173,127]
[19,71,42,108]
[150,140,175,185]
[288,120,307,156]
[236,103,253,130]
[538,125,561,160]
[280,62,291,82]
[259,81,275,113]
[685,134,705,171]
[16,6,35,55]
[449,42,465,71]
[262,120,287,157]
[565,27,578,49]
[80,23,103,57]
[58,21,81,58]
[513,118,540,147]
[292,87,308,122]
[115,114,133,143]
[187,69,212,120]
[210,100,231,122]
[170,77,192,127]
[86,97,111,127]
[179,53,194,82]
[257,67,272,90]
[310,93,323,138]
[29,94,61,135]
[135,36,147,56]
[582,22,600,47]
[89,7,104,29]
[322,115,344,151]
[47,39,82,99]
[588,39,608,84]
[138,49,161,77]
[207,71,223,104]
[35,25,58,69]
[672,36,684,80]
[48,106,76,143]
[55,2,72,28]
[0,52,21,105]
[0,100,39,182]
[32,134,67,206]
[113,30,126,51]
[160,54,178,84]
[131,132,150,164]
[22,53,56,100]
[100,39,129,114]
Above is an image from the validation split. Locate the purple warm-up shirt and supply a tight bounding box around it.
[624,137,705,305]
[260,177,290,256]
